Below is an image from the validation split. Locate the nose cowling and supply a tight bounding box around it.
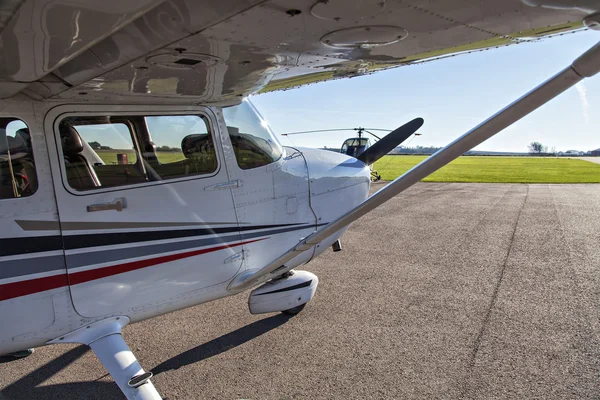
[300,147,371,198]
[298,147,371,249]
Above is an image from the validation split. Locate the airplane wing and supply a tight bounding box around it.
[0,0,592,102]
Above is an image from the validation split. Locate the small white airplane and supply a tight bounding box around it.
[1,0,599,398]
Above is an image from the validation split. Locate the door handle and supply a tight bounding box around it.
[86,198,127,212]
[204,180,242,191]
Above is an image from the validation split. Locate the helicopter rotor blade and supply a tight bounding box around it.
[363,130,382,140]
[357,118,424,165]
[281,128,357,136]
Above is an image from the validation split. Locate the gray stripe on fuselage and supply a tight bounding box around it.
[16,220,243,231]
[0,255,65,280]
[239,226,314,241]
[66,225,316,268]
[66,234,241,268]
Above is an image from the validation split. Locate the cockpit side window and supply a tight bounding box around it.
[144,115,217,179]
[0,119,38,200]
[55,113,218,192]
[223,100,283,170]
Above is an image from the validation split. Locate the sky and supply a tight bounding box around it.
[251,30,600,153]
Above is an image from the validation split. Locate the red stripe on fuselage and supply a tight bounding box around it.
[0,238,266,301]
[68,238,266,285]
[0,274,69,302]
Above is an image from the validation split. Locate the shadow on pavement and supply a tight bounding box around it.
[1,314,293,399]
[1,346,121,400]
[151,313,292,375]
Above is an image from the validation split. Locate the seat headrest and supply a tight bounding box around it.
[59,124,84,156]
[181,134,211,158]
[0,130,29,156]
[11,128,30,153]
[227,126,239,136]
[15,128,30,142]
[8,135,27,152]
[0,136,17,154]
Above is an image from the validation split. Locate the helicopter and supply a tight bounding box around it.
[282,127,422,181]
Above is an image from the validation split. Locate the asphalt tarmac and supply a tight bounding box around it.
[2,183,600,400]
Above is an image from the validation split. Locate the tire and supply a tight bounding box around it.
[6,348,34,358]
[282,303,306,315]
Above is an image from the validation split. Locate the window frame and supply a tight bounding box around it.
[50,107,222,196]
[0,117,38,201]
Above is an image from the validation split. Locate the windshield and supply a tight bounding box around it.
[223,100,283,170]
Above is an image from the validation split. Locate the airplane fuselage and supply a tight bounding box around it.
[0,97,371,355]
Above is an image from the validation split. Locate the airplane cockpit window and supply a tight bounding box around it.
[0,119,38,199]
[144,115,217,178]
[223,100,283,170]
[56,113,218,192]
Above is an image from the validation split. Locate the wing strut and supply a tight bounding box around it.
[228,40,600,293]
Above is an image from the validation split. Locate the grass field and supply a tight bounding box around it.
[373,156,600,183]
[97,150,184,164]
[96,150,600,183]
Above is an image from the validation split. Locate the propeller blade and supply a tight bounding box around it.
[357,118,424,165]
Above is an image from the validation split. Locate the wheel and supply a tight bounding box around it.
[281,303,306,315]
[6,348,34,359]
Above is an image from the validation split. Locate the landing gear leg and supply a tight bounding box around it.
[48,317,161,400]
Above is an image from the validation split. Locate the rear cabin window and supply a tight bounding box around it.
[0,119,38,199]
[56,114,217,192]
[223,100,282,170]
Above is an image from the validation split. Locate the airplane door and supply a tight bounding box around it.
[45,105,243,318]
[221,101,317,272]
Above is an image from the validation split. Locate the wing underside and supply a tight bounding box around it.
[0,0,590,103]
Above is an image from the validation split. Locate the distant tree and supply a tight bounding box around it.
[392,145,443,155]
[89,141,101,150]
[528,142,547,154]
[99,145,112,150]
[157,145,180,152]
